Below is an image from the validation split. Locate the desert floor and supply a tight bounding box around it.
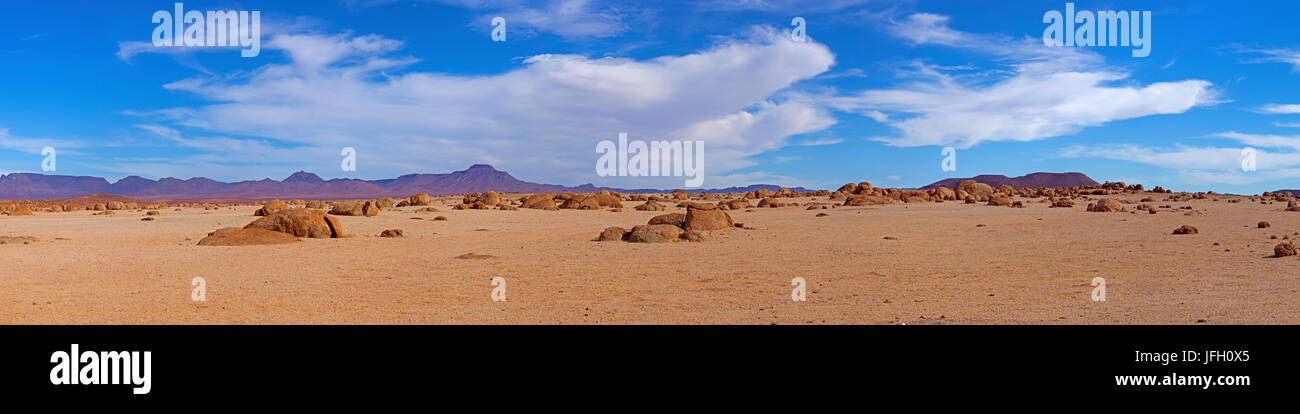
[1,195,1298,324]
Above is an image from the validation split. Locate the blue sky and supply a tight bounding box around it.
[1,0,1299,193]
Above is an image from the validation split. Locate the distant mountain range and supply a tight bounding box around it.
[0,164,810,201]
[920,172,1099,190]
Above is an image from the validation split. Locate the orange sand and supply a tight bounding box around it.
[1,194,1297,324]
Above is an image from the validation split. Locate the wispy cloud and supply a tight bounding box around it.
[1236,46,1300,72]
[1259,103,1300,114]
[1059,131,1300,185]
[0,128,83,155]
[820,13,1219,149]
[343,0,640,39]
[697,0,872,13]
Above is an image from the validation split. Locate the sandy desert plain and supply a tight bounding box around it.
[2,181,1299,324]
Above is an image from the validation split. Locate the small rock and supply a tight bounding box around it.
[1275,243,1297,257]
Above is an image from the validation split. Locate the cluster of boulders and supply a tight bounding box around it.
[1,197,179,215]
[596,204,737,243]
[199,208,342,246]
[511,191,624,211]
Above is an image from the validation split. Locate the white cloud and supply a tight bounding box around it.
[1259,103,1300,114]
[823,13,1219,149]
[1059,132,1300,185]
[1239,46,1300,72]
[0,128,83,155]
[125,26,836,187]
[343,0,637,39]
[115,15,323,62]
[491,0,634,39]
[698,0,871,13]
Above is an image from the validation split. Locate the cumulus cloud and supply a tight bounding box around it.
[126,26,836,187]
[823,13,1219,149]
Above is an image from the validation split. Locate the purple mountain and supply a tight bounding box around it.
[0,164,810,201]
[920,172,1099,190]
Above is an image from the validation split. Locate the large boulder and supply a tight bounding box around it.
[245,209,342,238]
[624,224,683,243]
[932,187,957,201]
[1088,199,1125,213]
[635,200,666,211]
[560,195,601,210]
[255,200,290,216]
[987,195,1014,207]
[594,226,628,241]
[330,200,380,216]
[198,228,300,246]
[593,191,624,208]
[521,194,559,210]
[955,180,994,201]
[648,213,686,227]
[722,199,751,210]
[475,191,502,207]
[684,206,734,230]
[409,193,431,206]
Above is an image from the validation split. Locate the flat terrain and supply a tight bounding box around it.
[2,195,1298,324]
